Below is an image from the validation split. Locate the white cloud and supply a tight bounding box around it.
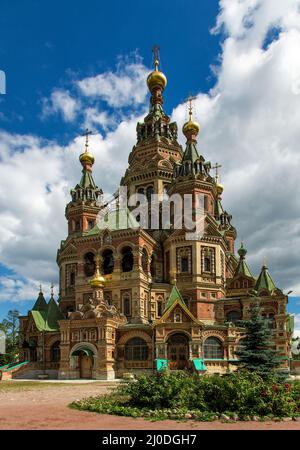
[42,89,80,122]
[77,57,149,108]
[1,0,300,305]
[172,0,300,292]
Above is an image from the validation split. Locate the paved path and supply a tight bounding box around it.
[0,381,300,430]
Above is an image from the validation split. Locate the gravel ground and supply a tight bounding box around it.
[0,381,300,430]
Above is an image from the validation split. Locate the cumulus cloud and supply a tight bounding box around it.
[172,0,300,292]
[77,57,149,108]
[1,0,300,305]
[42,89,79,122]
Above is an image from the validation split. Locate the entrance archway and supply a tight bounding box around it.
[78,351,93,378]
[167,333,189,370]
[70,343,96,379]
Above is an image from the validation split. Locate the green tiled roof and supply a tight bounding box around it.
[30,294,64,332]
[164,285,185,311]
[233,242,253,278]
[255,264,276,293]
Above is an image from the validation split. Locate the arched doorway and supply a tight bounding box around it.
[70,345,95,379]
[167,333,189,370]
[79,351,93,378]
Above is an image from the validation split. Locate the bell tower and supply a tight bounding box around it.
[66,129,103,236]
[121,47,183,199]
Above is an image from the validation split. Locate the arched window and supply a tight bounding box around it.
[84,252,95,277]
[226,310,241,324]
[204,257,211,272]
[125,337,148,361]
[181,257,189,273]
[150,254,156,278]
[146,186,154,203]
[142,248,148,273]
[102,249,114,275]
[157,300,163,317]
[50,341,60,362]
[70,272,75,286]
[204,337,224,359]
[121,246,134,272]
[123,297,131,317]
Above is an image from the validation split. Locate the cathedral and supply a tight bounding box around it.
[18,52,293,380]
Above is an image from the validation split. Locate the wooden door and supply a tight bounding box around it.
[167,334,189,370]
[79,353,93,378]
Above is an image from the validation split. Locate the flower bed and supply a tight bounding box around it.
[70,371,300,421]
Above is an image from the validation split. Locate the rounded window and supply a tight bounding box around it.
[204,337,223,359]
[125,337,148,361]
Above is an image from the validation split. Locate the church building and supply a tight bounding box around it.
[18,52,293,379]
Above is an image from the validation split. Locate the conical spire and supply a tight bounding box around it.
[255,258,276,293]
[173,97,212,180]
[70,130,102,204]
[233,242,253,278]
[32,287,47,312]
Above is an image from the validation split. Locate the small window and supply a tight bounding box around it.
[121,247,134,272]
[204,337,223,359]
[75,221,81,232]
[142,248,148,273]
[84,252,95,277]
[123,297,131,317]
[157,301,163,317]
[204,257,211,272]
[181,257,189,273]
[125,337,148,361]
[174,310,182,323]
[226,310,241,323]
[88,220,95,230]
[70,272,75,286]
[102,249,114,275]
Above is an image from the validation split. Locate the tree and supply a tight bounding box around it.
[234,303,281,378]
[0,309,20,365]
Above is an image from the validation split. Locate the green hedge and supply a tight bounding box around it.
[70,371,300,420]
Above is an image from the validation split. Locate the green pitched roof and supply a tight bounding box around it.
[255,264,276,293]
[32,291,47,312]
[30,296,64,332]
[164,285,185,311]
[233,242,253,278]
[181,142,200,165]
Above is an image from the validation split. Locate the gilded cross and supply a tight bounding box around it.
[187,95,197,120]
[212,162,222,183]
[82,128,93,152]
[152,45,160,69]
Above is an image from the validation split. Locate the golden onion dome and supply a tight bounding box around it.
[79,151,95,166]
[182,119,200,137]
[216,183,224,195]
[147,58,167,91]
[90,272,106,288]
[90,255,105,288]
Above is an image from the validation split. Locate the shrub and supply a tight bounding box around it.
[71,370,300,420]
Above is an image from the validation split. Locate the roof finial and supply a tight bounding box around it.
[212,163,222,184]
[182,95,200,141]
[79,129,95,168]
[188,95,197,122]
[263,256,267,268]
[50,283,54,297]
[83,128,92,154]
[39,283,43,293]
[152,44,160,71]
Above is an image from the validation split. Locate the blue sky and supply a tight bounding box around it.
[0,0,300,332]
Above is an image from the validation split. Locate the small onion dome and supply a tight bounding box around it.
[216,183,224,196]
[90,270,106,289]
[147,65,167,92]
[79,151,95,166]
[182,119,200,139]
[238,242,247,259]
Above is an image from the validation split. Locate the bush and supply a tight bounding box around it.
[71,370,300,420]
